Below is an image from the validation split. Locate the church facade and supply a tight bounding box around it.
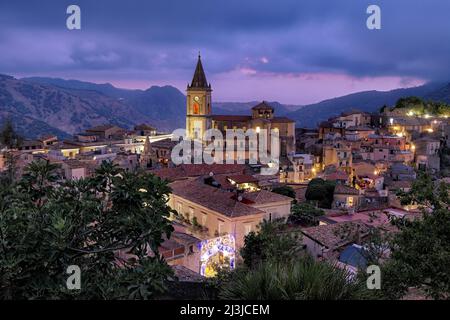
[186,55,296,158]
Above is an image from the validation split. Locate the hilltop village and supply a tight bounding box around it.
[1,56,449,282]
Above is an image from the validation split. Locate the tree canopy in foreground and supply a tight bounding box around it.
[0,160,175,299]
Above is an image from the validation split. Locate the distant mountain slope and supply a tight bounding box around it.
[286,82,446,128]
[0,74,151,138]
[0,110,71,140]
[23,77,140,100]
[423,83,450,104]
[23,76,187,131]
[6,75,450,138]
[128,85,187,130]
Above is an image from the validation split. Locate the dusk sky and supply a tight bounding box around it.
[0,0,449,104]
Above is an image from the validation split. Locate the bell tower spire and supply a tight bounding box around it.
[186,54,212,141]
[189,54,210,89]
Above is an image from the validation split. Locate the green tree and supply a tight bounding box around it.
[393,96,449,116]
[240,219,300,269]
[381,173,450,299]
[379,105,389,114]
[289,202,325,226]
[395,96,425,113]
[305,178,335,208]
[0,118,22,149]
[0,160,175,299]
[219,257,368,300]
[0,119,23,184]
[271,185,296,201]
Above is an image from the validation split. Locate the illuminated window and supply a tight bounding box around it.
[193,103,200,115]
[347,197,354,207]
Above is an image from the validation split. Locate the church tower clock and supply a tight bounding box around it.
[186,54,212,141]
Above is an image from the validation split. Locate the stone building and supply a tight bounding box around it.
[185,55,296,159]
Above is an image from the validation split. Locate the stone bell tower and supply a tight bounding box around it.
[140,135,158,169]
[186,54,212,141]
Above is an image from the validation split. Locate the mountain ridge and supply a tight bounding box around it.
[1,75,448,138]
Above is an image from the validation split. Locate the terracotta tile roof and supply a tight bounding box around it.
[226,174,259,184]
[63,159,89,169]
[271,117,295,123]
[172,265,205,282]
[181,164,246,176]
[151,164,246,182]
[386,180,412,190]
[150,167,185,181]
[209,175,234,190]
[325,211,391,229]
[211,115,252,122]
[346,126,375,131]
[334,184,360,195]
[39,134,58,141]
[243,189,294,204]
[302,221,371,249]
[324,171,349,181]
[170,231,201,246]
[21,140,43,147]
[150,164,246,181]
[170,178,265,218]
[252,101,274,111]
[341,110,370,117]
[152,138,178,149]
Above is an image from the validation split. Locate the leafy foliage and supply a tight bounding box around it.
[240,219,300,269]
[382,173,450,299]
[0,119,23,185]
[394,96,450,116]
[219,257,368,300]
[289,202,325,226]
[305,178,335,208]
[0,160,175,299]
[0,118,23,149]
[271,185,296,202]
[396,172,449,211]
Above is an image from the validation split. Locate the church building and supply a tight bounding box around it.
[186,55,296,158]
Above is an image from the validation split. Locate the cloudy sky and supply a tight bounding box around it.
[0,0,449,104]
